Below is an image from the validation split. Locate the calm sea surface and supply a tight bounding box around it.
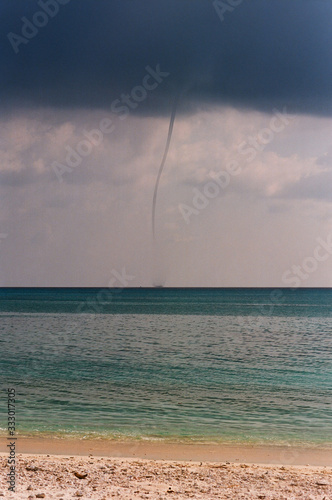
[0,288,331,446]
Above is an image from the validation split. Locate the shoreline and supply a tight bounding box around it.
[1,437,332,466]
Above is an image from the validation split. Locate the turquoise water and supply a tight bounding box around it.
[0,288,331,446]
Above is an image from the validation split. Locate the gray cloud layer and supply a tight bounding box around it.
[1,0,332,116]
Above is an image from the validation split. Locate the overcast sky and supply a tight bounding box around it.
[0,0,332,286]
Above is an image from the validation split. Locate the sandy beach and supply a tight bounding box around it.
[1,439,331,499]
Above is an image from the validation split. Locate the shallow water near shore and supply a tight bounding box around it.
[0,288,331,447]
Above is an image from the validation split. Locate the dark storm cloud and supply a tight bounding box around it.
[1,0,332,116]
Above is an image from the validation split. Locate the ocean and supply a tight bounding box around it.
[0,288,331,447]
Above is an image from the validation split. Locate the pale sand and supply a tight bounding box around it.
[1,439,331,499]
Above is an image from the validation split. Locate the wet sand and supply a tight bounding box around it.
[1,437,331,466]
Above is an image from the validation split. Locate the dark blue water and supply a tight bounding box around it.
[0,288,331,446]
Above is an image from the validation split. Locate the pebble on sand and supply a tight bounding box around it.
[73,471,88,479]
